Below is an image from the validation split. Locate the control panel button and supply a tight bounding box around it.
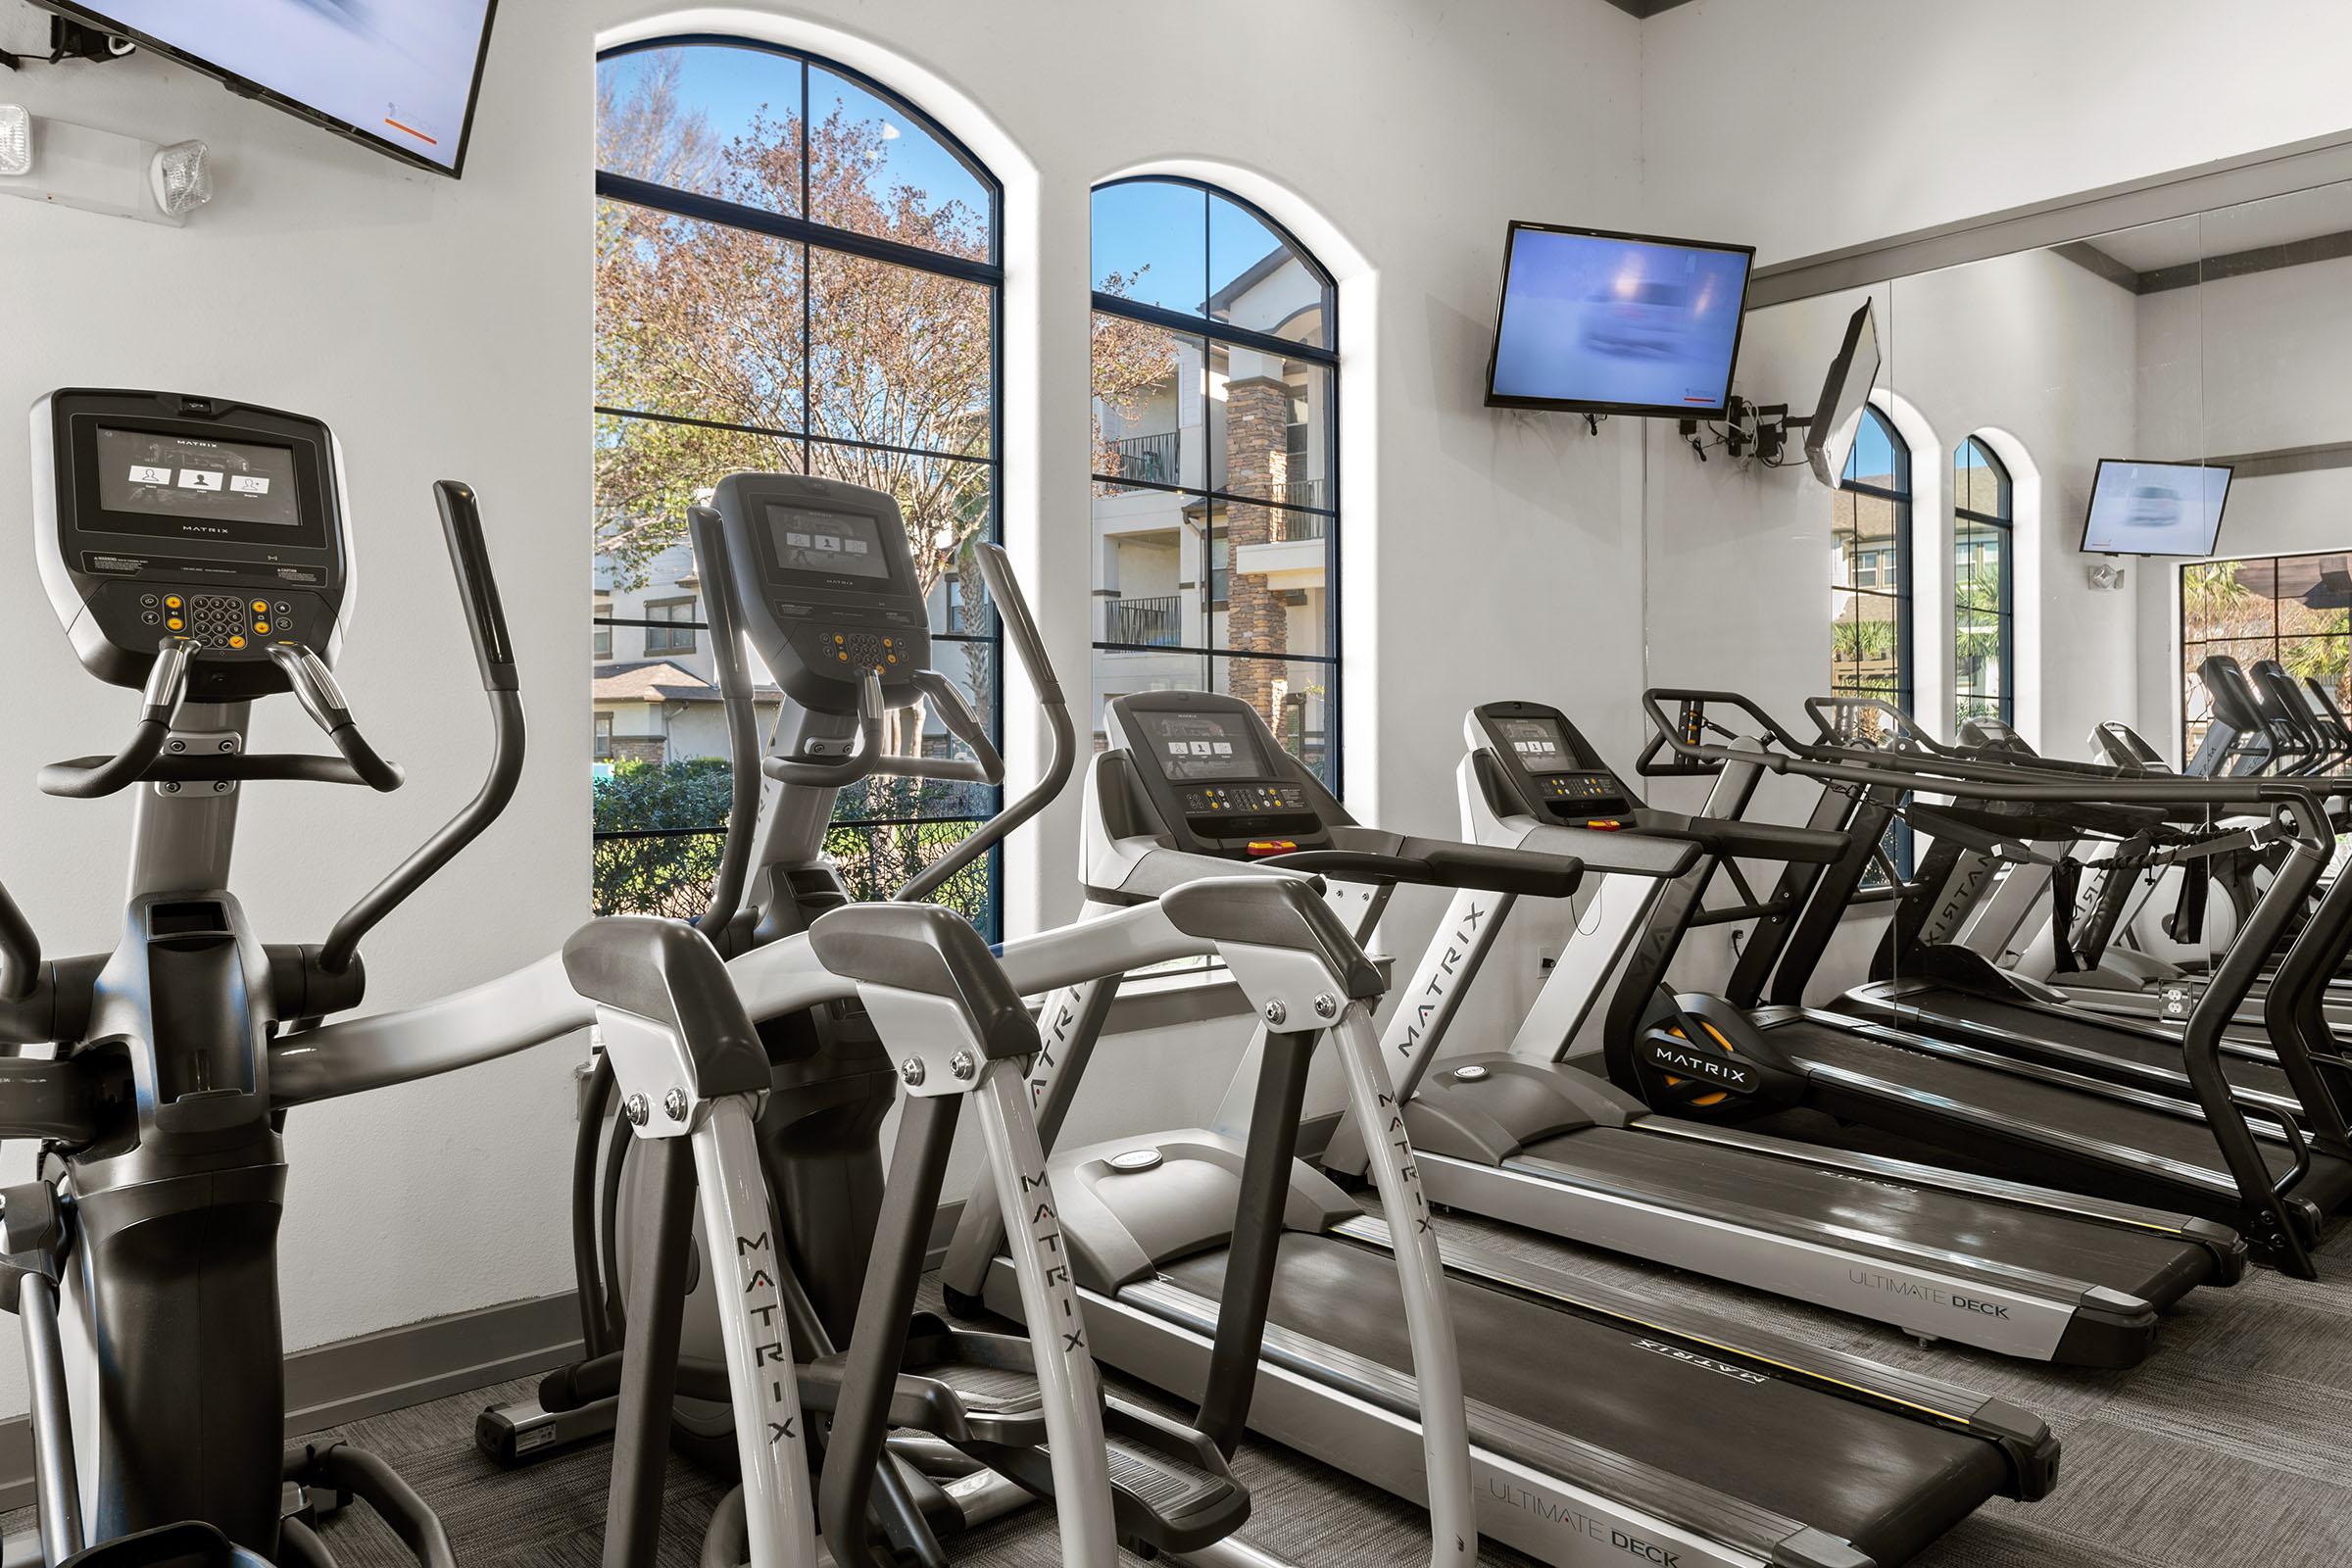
[254,621,271,635]
[139,593,158,609]
[141,612,160,626]
[250,600,268,613]
[166,617,183,631]
[164,595,183,611]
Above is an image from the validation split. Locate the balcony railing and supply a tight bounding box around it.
[1100,430,1180,486]
[1104,594,1181,647]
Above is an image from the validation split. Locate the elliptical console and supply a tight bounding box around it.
[34,388,352,699]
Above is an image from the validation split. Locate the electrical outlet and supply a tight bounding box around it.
[1538,944,1559,973]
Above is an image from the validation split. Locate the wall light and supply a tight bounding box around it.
[0,105,30,178]
[0,107,212,225]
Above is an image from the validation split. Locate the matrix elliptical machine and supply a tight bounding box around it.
[0,392,1082,1568]
[480,471,1480,1568]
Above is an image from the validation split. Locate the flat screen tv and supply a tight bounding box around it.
[1485,221,1756,417]
[35,0,497,176]
[2081,460,2232,557]
[1804,300,1880,487]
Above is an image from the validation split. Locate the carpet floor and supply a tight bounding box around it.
[203,1179,2352,1568]
[21,1155,2352,1568]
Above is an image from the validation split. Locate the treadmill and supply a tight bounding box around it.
[1804,696,2352,1172]
[940,692,2062,1568]
[1300,699,2242,1366]
[1610,689,2352,1278]
[2020,662,2352,1037]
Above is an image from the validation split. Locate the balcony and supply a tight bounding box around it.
[1100,430,1181,486]
[1104,594,1182,647]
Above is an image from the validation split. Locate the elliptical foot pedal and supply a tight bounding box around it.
[474,1391,618,1464]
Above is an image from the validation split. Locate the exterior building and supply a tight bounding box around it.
[594,537,972,767]
[1090,240,1334,774]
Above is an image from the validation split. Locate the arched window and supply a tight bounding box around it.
[1831,405,1913,713]
[1952,437,2014,725]
[590,40,1004,931]
[1087,177,1341,787]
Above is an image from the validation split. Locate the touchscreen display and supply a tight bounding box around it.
[1139,711,1265,782]
[1495,715,1574,773]
[764,504,892,581]
[95,426,302,529]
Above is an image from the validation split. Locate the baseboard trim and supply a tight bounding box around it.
[0,1293,585,1514]
[0,1110,1354,1513]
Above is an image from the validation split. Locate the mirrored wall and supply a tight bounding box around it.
[1637,175,2352,993]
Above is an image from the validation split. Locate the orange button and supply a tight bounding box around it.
[165,596,183,610]
[227,635,246,650]
[166,617,183,631]
[886,654,898,663]
[254,621,271,635]
[251,600,268,613]
[838,652,849,662]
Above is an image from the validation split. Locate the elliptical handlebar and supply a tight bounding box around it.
[35,640,194,798]
[689,504,762,939]
[894,542,1075,904]
[0,879,36,1004]
[315,480,525,977]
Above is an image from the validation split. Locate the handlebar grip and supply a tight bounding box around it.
[972,542,1064,703]
[436,481,517,693]
[1412,841,1586,898]
[0,882,37,1004]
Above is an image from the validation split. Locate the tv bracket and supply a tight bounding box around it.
[1678,396,1815,466]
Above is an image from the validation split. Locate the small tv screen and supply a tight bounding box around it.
[1485,222,1756,417]
[2081,460,2232,557]
[1805,301,1880,487]
[36,0,497,175]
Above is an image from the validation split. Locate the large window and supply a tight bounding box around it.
[1830,405,1912,714]
[1951,437,2013,725]
[2180,550,2352,760]
[1088,177,1341,789]
[592,40,1003,930]
[1832,404,1913,884]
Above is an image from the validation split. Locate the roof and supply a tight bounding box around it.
[593,661,781,705]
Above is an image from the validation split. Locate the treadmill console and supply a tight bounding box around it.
[1469,701,1642,825]
[33,388,351,698]
[1102,691,1346,857]
[709,472,934,711]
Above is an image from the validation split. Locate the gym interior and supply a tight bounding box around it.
[2,3,2351,1566]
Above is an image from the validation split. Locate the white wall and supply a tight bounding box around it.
[0,0,1649,1416]
[1642,0,2352,267]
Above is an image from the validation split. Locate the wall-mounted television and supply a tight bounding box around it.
[34,0,498,176]
[1485,221,1756,418]
[2081,460,2233,557]
[1804,300,1880,487]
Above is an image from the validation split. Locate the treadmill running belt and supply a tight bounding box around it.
[1886,984,2297,1102]
[1770,1017,2296,1180]
[1518,1125,2214,1308]
[1156,1232,2009,1566]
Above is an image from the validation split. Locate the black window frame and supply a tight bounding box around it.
[1832,403,1914,884]
[592,35,1006,936]
[1088,174,1343,795]
[2180,547,2352,762]
[1951,436,2015,727]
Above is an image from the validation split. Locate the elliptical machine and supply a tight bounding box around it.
[0,394,1072,1568]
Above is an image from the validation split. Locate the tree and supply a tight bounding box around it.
[595,55,994,609]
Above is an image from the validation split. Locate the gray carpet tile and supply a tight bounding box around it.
[10,1205,2351,1567]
